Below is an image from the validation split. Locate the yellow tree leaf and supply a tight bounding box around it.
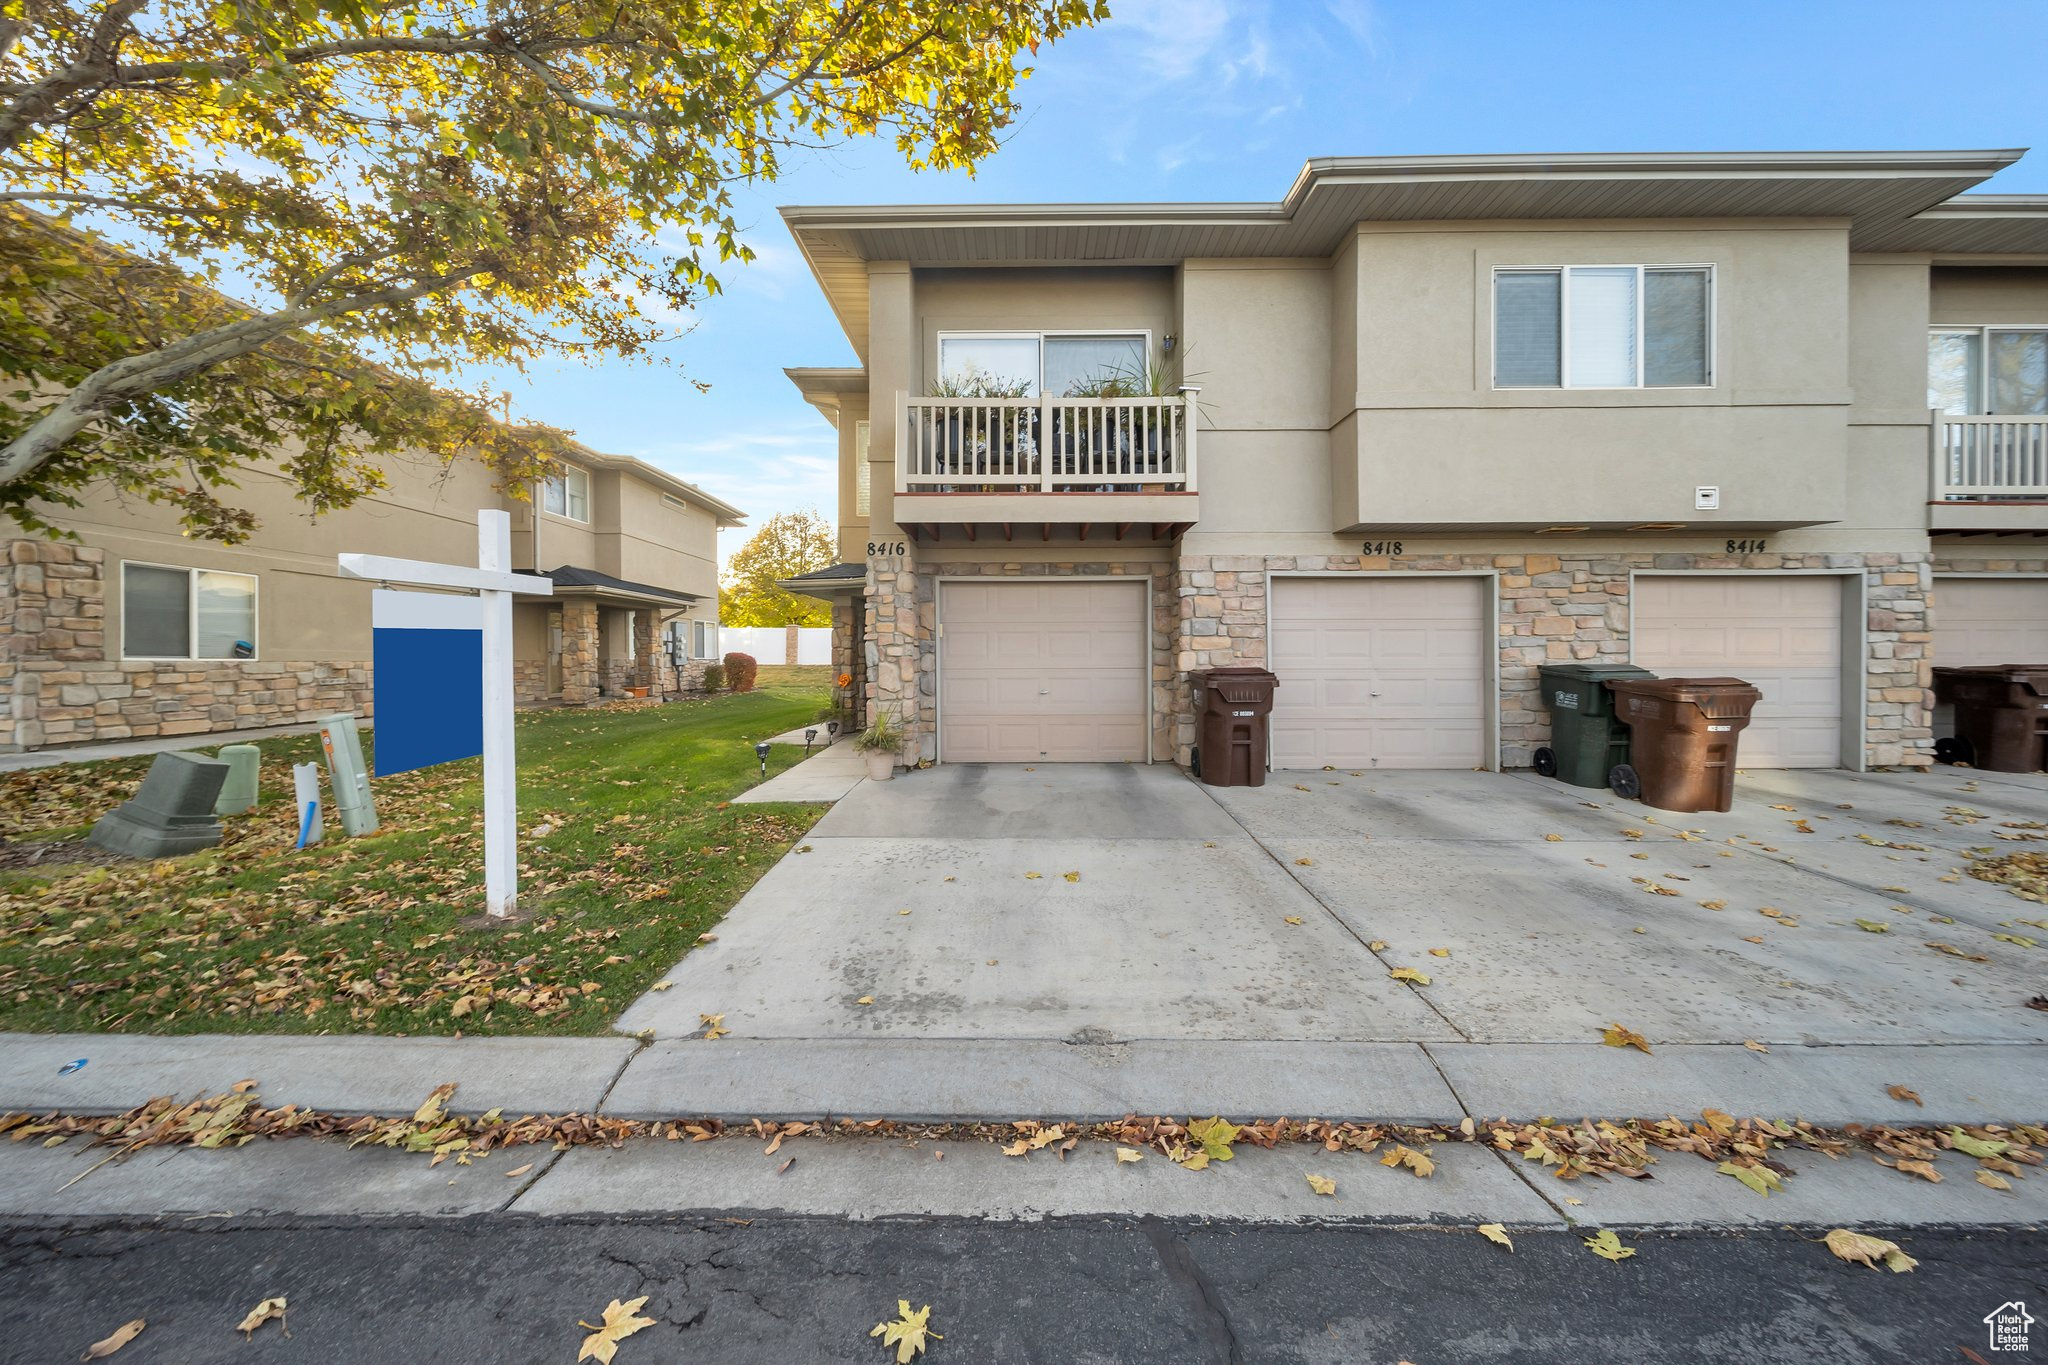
[1428,948,1451,957]
[1823,1228,1916,1272]
[1477,1223,1514,1252]
[82,1320,145,1359]
[1187,1116,1240,1164]
[1379,1145,1434,1178]
[1718,1160,1782,1197]
[699,1013,729,1040]
[578,1297,657,1364]
[1115,1146,1146,1164]
[1305,1173,1336,1196]
[1367,940,1389,951]
[1977,1170,2013,1191]
[1283,916,1304,925]
[1388,967,1432,985]
[1583,1229,1635,1261]
[1743,1039,1770,1053]
[1948,1128,2010,1159]
[1601,1023,1652,1054]
[871,1301,940,1363]
[236,1298,287,1339]
[1885,1084,1922,1106]
[1063,871,1080,882]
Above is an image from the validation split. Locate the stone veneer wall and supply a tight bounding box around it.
[865,554,1177,766]
[513,659,551,705]
[1172,549,1935,771]
[1930,547,2048,579]
[1,539,371,752]
[830,598,861,724]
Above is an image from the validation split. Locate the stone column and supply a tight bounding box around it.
[559,598,599,705]
[865,550,925,765]
[632,609,658,693]
[784,621,800,668]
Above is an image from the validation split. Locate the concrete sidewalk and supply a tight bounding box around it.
[733,734,867,803]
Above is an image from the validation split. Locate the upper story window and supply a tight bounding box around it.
[121,562,256,660]
[1929,327,2048,415]
[541,465,590,522]
[1494,265,1713,389]
[936,331,1148,397]
[853,420,871,518]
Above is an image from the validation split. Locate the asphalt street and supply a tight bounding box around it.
[1,1215,2041,1363]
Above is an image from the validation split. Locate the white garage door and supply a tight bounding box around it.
[1934,578,2048,665]
[1269,577,1488,770]
[1631,575,1842,769]
[939,580,1147,763]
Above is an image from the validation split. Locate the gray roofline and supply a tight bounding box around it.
[779,148,2028,230]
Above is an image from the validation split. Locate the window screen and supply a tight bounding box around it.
[122,564,190,658]
[194,571,255,659]
[1644,269,1711,387]
[1494,271,1561,387]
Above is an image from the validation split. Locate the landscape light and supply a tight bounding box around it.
[754,740,771,776]
[805,727,819,756]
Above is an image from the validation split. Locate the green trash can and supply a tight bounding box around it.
[1534,662,1656,788]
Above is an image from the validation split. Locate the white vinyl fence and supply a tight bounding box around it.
[717,625,832,666]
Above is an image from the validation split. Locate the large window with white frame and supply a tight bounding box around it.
[120,562,257,660]
[935,331,1149,397]
[1929,326,2048,415]
[1494,265,1714,389]
[541,464,590,522]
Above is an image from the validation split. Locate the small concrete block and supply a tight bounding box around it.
[86,750,229,856]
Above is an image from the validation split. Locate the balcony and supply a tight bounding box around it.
[1930,413,2048,533]
[894,391,1199,542]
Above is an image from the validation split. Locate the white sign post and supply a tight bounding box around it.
[338,510,552,918]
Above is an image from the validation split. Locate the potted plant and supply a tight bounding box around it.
[853,712,903,781]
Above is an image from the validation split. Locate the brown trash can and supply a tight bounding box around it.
[1607,676,1763,813]
[1933,665,2048,773]
[1192,667,1279,788]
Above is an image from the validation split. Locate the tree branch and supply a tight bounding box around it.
[0,266,485,488]
[0,0,147,155]
[0,189,204,216]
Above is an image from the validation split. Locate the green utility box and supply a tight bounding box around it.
[1534,662,1656,788]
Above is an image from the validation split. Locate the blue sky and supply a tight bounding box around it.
[479,0,2048,569]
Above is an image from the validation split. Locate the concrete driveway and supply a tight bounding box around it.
[613,759,2048,1122]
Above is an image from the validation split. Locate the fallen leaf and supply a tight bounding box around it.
[1002,1139,1030,1157]
[699,1013,729,1040]
[1063,871,1081,883]
[1699,899,1727,911]
[649,982,674,993]
[1023,872,1042,880]
[1977,1170,2013,1191]
[1926,942,1989,962]
[1115,1146,1146,1164]
[1853,918,1890,934]
[1885,1084,1922,1106]
[1742,935,1765,944]
[1306,1173,1337,1196]
[1891,1158,1942,1183]
[578,1296,656,1364]
[502,1163,533,1178]
[1367,940,1388,951]
[1428,947,1451,958]
[1701,1108,1736,1135]
[1583,1229,1635,1262]
[870,1301,940,1363]
[1743,1039,1770,1053]
[1947,1128,2010,1159]
[81,1319,144,1359]
[1477,1223,1514,1252]
[1293,857,1314,867]
[1283,916,1304,925]
[1188,1116,1240,1165]
[236,1298,287,1339]
[855,996,875,1006]
[1823,1228,1916,1273]
[1543,834,1563,842]
[1993,933,2038,948]
[1388,966,1432,985]
[1601,1023,1652,1054]
[1379,1144,1434,1178]
[1718,1160,1783,1197]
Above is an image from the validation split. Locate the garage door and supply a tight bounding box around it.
[1631,576,1842,769]
[1269,577,1488,770]
[939,580,1147,763]
[1934,578,2048,664]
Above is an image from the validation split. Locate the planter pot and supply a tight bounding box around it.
[863,750,897,781]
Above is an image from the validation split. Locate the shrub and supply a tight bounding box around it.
[700,663,727,693]
[723,651,758,693]
[853,711,902,753]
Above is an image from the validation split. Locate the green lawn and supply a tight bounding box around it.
[0,678,831,1035]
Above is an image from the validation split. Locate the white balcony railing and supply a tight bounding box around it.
[898,389,1199,494]
[1932,411,2048,500]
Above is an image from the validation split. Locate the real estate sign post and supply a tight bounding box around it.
[338,510,553,919]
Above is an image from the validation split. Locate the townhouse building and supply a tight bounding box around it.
[782,149,2048,773]
[1,438,742,753]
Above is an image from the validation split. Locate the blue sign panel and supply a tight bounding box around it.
[371,589,484,777]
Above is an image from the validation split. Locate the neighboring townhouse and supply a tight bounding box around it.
[1,437,743,753]
[782,149,2048,773]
